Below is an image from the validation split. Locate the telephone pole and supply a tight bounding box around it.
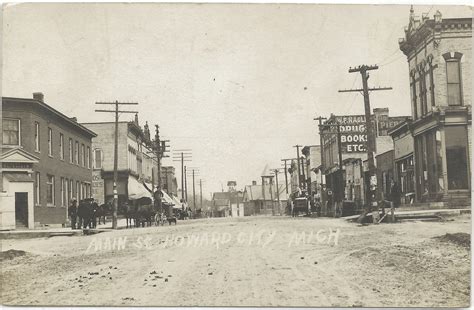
[172,149,192,202]
[313,116,327,191]
[293,145,302,189]
[339,64,392,223]
[154,126,170,213]
[281,158,297,194]
[186,167,200,213]
[95,101,138,229]
[272,168,283,215]
[199,179,203,211]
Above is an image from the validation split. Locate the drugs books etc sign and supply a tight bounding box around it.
[334,115,369,153]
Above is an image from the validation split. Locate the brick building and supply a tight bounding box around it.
[82,117,158,205]
[399,8,471,204]
[161,166,178,196]
[1,93,96,229]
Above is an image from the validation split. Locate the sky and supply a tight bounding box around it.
[2,3,472,197]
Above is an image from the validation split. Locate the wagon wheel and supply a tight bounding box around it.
[154,213,161,226]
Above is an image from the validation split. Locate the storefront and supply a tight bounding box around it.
[0,147,39,230]
[412,110,471,202]
[389,120,416,205]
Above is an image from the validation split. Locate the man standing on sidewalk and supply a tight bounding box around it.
[69,198,78,229]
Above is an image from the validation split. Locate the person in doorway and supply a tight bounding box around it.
[389,179,401,209]
[69,198,78,229]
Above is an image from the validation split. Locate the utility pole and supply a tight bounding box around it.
[199,179,203,211]
[186,167,200,213]
[172,149,192,201]
[192,169,196,211]
[184,166,188,202]
[281,158,297,194]
[339,64,392,223]
[95,101,138,229]
[314,116,327,192]
[153,126,170,214]
[300,156,306,190]
[293,145,302,189]
[272,169,282,215]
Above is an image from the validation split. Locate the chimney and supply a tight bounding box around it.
[252,181,257,186]
[33,92,44,102]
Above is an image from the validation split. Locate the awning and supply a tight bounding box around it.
[161,190,174,205]
[128,177,153,200]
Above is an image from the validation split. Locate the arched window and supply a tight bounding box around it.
[443,52,463,106]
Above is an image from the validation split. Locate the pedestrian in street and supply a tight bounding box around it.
[69,198,78,229]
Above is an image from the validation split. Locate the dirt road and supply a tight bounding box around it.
[1,215,470,307]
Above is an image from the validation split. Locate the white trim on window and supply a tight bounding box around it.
[35,122,40,152]
[48,127,53,157]
[2,118,21,146]
[59,133,64,160]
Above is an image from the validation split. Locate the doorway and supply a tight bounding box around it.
[15,192,28,227]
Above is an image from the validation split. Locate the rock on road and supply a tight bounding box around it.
[1,215,470,307]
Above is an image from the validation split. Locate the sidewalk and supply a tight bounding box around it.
[342,208,471,221]
[0,227,83,240]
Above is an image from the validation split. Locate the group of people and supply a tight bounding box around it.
[179,199,193,220]
[68,198,100,229]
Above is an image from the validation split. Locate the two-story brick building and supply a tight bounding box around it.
[82,117,158,205]
[399,8,471,204]
[1,93,96,229]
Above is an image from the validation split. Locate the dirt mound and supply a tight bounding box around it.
[434,233,470,249]
[0,249,27,261]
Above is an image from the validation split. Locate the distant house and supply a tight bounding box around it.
[242,181,288,216]
[211,191,243,217]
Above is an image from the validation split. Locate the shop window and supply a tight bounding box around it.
[435,131,444,191]
[445,126,469,190]
[3,119,20,145]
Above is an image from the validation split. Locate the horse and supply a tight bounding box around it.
[96,201,112,225]
[119,202,135,229]
[135,204,155,227]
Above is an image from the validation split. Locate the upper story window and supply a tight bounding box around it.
[48,128,53,156]
[94,148,103,169]
[35,122,40,152]
[86,146,91,169]
[2,119,20,146]
[75,141,79,164]
[59,133,64,160]
[81,144,85,167]
[443,52,463,106]
[69,138,73,163]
